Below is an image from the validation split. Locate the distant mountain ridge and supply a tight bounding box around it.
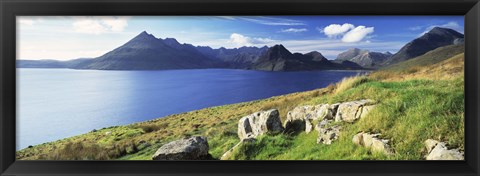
[18,27,464,71]
[252,45,361,71]
[335,48,392,69]
[18,31,361,71]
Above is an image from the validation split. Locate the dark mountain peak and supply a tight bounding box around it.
[268,44,292,57]
[163,38,180,44]
[427,27,463,37]
[307,51,321,55]
[383,27,464,66]
[162,38,184,50]
[306,51,323,57]
[132,31,156,41]
[139,30,149,35]
[124,31,164,49]
[305,51,328,62]
[272,44,286,49]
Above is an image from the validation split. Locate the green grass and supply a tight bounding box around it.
[17,52,464,161]
[225,76,464,160]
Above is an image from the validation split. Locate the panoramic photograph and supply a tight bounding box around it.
[16,16,464,160]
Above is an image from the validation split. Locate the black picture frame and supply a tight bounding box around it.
[1,0,479,175]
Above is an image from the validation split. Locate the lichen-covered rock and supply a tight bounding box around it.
[152,136,210,160]
[316,119,341,145]
[305,120,314,134]
[284,106,309,133]
[237,109,284,140]
[315,104,335,120]
[425,139,464,160]
[352,132,394,155]
[335,99,375,122]
[285,104,338,133]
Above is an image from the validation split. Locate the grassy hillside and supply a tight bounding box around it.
[17,52,464,160]
[381,44,464,72]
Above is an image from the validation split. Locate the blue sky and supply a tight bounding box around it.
[17,16,464,60]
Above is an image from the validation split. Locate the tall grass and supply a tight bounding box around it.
[227,77,464,160]
[334,76,370,95]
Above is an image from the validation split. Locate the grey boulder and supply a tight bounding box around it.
[237,109,284,140]
[152,136,210,160]
[425,139,464,160]
[353,132,394,155]
[335,99,376,122]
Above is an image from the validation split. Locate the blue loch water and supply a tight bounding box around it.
[16,68,365,150]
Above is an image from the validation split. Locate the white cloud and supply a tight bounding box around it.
[437,21,462,31]
[418,21,464,36]
[72,16,130,35]
[230,33,251,46]
[320,23,374,43]
[341,26,375,43]
[280,28,308,33]
[229,33,276,47]
[322,23,355,37]
[73,19,108,35]
[101,17,129,32]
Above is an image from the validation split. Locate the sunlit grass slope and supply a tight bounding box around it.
[17,51,464,160]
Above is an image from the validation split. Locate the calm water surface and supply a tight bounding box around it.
[17,68,366,150]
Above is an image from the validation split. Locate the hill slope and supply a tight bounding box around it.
[17,48,464,160]
[381,27,464,66]
[381,44,464,72]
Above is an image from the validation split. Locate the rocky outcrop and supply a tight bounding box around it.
[285,100,374,134]
[284,104,339,133]
[316,119,341,145]
[335,99,376,122]
[152,136,210,160]
[353,132,394,155]
[424,139,464,160]
[237,109,284,140]
[232,99,379,157]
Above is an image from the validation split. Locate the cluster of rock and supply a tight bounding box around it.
[150,98,462,161]
[424,139,464,160]
[283,99,376,145]
[352,132,394,155]
[224,99,379,159]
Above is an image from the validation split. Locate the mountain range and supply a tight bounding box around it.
[335,48,392,69]
[17,27,464,71]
